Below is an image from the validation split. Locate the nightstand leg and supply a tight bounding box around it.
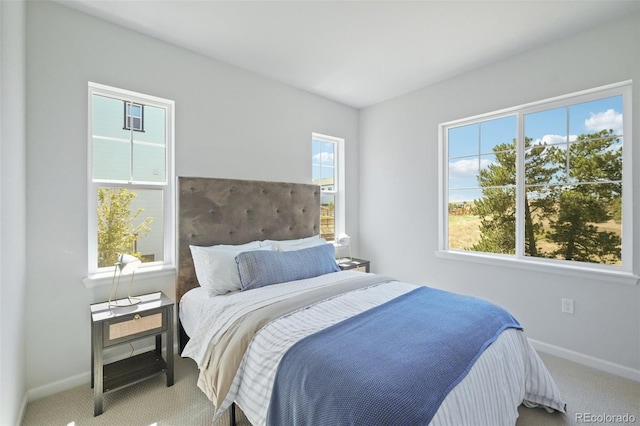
[166,304,174,386]
[90,318,94,389]
[92,321,104,416]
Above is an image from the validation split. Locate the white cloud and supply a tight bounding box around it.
[532,134,578,146]
[584,109,623,135]
[313,152,333,165]
[449,158,492,179]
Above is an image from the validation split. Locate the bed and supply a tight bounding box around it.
[176,177,566,425]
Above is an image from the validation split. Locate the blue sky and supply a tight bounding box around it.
[312,138,335,183]
[448,95,623,203]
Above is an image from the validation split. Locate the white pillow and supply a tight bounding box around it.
[190,241,272,294]
[264,235,327,252]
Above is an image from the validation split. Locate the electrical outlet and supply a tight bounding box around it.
[561,298,574,314]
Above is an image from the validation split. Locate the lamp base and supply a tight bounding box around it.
[108,297,141,307]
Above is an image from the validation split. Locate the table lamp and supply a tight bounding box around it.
[108,253,142,307]
[336,233,352,261]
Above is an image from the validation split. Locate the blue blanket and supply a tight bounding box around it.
[266,286,522,426]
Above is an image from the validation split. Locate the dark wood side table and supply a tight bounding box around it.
[338,258,370,272]
[90,291,174,416]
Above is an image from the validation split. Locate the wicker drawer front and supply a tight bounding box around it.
[354,266,367,272]
[109,313,163,340]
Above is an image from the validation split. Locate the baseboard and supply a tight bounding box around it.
[26,342,180,402]
[529,338,640,382]
[27,370,91,402]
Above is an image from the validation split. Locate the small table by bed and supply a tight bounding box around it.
[90,291,174,416]
[338,257,370,272]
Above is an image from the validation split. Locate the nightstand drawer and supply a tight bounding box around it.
[353,265,368,272]
[109,313,162,339]
[103,309,166,347]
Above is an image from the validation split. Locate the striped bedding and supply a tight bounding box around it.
[181,270,566,425]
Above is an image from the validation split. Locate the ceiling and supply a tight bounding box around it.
[57,0,640,109]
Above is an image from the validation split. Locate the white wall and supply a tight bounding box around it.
[360,13,640,376]
[0,1,27,424]
[25,1,358,396]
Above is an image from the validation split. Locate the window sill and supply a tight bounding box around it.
[435,250,639,286]
[83,264,176,288]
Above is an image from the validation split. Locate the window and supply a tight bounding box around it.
[88,82,174,276]
[124,102,144,131]
[440,82,632,278]
[312,133,345,242]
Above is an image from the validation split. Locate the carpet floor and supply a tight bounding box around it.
[22,352,639,425]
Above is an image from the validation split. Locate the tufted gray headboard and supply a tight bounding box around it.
[176,176,320,349]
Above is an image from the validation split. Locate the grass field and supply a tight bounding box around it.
[448,213,621,264]
[448,214,481,250]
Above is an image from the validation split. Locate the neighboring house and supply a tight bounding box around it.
[313,177,335,192]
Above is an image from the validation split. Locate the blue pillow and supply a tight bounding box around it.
[236,244,340,291]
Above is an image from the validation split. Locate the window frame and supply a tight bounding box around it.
[312,132,345,242]
[438,81,637,285]
[86,82,175,282]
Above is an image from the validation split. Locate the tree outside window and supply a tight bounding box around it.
[97,188,153,267]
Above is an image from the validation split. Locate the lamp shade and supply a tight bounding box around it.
[336,233,352,261]
[336,233,351,246]
[117,253,141,275]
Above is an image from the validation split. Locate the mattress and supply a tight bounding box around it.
[179,286,212,338]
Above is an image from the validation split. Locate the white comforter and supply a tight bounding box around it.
[181,271,566,425]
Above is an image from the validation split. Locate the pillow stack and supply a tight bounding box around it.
[189,235,340,295]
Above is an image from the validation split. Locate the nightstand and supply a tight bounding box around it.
[338,258,370,272]
[90,291,174,416]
